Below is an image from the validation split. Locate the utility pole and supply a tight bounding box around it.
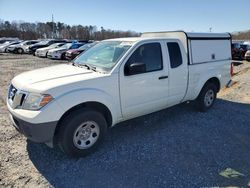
[52,14,54,39]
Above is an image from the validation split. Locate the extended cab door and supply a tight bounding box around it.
[165,40,188,105]
[119,41,169,119]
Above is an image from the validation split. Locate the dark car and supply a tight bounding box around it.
[28,39,68,55]
[47,42,86,60]
[231,43,242,60]
[65,42,98,60]
[239,44,250,59]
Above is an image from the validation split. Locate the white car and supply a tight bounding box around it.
[7,31,232,157]
[6,40,39,54]
[35,43,65,57]
[0,41,22,53]
[47,43,84,60]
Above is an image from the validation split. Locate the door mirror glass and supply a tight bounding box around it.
[125,62,146,75]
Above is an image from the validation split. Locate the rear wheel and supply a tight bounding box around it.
[57,109,107,158]
[195,83,217,112]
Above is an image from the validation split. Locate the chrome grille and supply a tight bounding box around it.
[8,85,27,109]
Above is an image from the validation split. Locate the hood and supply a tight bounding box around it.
[8,44,20,48]
[30,44,47,49]
[49,47,67,53]
[66,49,78,53]
[12,64,102,93]
[36,46,51,52]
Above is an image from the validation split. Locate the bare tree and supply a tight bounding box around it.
[0,20,139,40]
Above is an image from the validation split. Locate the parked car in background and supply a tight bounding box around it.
[35,43,65,57]
[239,44,250,59]
[65,42,98,60]
[0,37,19,44]
[47,42,85,60]
[6,40,40,54]
[28,39,67,55]
[231,42,241,60]
[245,50,250,61]
[0,41,22,53]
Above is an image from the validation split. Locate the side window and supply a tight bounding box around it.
[167,42,182,68]
[125,43,163,75]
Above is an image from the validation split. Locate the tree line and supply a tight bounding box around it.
[0,20,140,40]
[232,30,250,40]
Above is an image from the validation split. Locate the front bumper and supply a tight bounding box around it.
[35,51,47,57]
[7,48,16,53]
[9,113,57,143]
[47,52,62,59]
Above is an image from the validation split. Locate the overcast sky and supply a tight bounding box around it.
[0,0,249,33]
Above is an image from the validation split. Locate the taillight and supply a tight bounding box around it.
[230,63,234,76]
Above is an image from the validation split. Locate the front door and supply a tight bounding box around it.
[119,41,169,119]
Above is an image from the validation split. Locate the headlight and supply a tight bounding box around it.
[54,51,62,54]
[22,93,53,110]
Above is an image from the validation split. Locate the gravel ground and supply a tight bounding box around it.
[0,54,250,188]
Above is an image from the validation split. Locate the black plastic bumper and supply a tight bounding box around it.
[9,113,58,143]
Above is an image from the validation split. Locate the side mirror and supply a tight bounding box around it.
[125,62,146,75]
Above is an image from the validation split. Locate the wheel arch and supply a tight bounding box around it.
[54,101,113,137]
[203,77,221,93]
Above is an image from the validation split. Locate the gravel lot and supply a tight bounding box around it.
[0,54,250,187]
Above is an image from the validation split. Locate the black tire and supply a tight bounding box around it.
[195,83,217,112]
[57,109,107,158]
[17,48,24,54]
[61,52,66,60]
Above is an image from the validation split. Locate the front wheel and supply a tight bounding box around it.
[195,83,217,112]
[57,109,107,157]
[61,52,66,60]
[17,48,24,54]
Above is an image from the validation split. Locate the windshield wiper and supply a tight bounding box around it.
[72,62,97,72]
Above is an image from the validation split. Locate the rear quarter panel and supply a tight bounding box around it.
[183,60,231,101]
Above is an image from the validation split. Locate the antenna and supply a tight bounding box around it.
[52,14,54,39]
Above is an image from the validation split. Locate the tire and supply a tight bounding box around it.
[57,109,107,158]
[17,48,24,54]
[195,83,217,112]
[61,53,66,60]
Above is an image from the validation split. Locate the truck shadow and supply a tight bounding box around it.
[27,99,250,187]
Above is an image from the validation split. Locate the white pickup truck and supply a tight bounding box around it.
[7,31,232,157]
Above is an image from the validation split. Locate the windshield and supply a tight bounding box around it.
[60,43,72,49]
[49,43,63,48]
[37,40,49,45]
[73,41,132,72]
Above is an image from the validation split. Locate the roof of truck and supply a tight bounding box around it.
[105,31,231,43]
[141,31,231,39]
[105,37,141,42]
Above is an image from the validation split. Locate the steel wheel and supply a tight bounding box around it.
[204,89,215,107]
[73,121,100,149]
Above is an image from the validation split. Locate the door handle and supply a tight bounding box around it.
[158,76,168,80]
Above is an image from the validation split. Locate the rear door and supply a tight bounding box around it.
[165,40,188,105]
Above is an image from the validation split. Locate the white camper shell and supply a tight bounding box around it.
[141,31,232,64]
